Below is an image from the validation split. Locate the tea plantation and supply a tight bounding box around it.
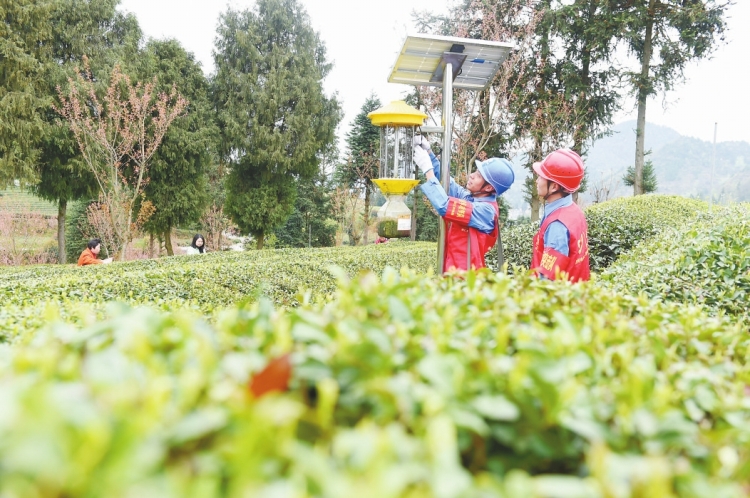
[0,195,748,497]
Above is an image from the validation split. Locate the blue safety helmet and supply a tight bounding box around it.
[475,157,515,195]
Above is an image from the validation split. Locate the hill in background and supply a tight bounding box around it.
[502,121,750,217]
[581,121,750,204]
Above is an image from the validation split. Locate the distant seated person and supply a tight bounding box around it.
[185,234,207,255]
[77,238,113,266]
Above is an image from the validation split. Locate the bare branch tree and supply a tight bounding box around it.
[55,58,187,260]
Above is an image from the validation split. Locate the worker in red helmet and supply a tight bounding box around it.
[531,149,590,282]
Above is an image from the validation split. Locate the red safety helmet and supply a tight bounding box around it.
[532,149,584,193]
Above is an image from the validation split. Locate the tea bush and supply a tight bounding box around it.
[487,195,708,273]
[0,270,748,496]
[0,243,435,341]
[601,204,750,318]
[585,195,707,270]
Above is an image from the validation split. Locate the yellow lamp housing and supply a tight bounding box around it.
[367,101,427,238]
[366,100,427,192]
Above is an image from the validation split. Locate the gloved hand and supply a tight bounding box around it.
[414,135,431,151]
[413,145,434,174]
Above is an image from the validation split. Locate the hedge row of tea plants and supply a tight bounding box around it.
[1,270,748,496]
[601,204,750,318]
[487,195,708,272]
[0,243,435,342]
[0,242,435,308]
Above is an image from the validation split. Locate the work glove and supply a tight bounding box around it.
[413,145,434,174]
[414,135,431,152]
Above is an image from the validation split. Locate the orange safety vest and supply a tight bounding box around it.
[532,203,590,282]
[443,197,499,272]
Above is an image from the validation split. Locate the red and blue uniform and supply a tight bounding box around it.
[531,196,590,282]
[420,152,498,272]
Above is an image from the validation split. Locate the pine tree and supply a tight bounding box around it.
[212,0,342,249]
[623,159,658,194]
[274,171,336,248]
[334,94,381,245]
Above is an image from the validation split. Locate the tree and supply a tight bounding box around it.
[618,0,731,195]
[212,0,342,249]
[137,39,214,256]
[415,0,623,217]
[552,0,622,156]
[624,159,658,193]
[56,60,187,260]
[334,94,381,245]
[413,0,543,177]
[33,0,142,263]
[274,172,336,248]
[0,0,53,185]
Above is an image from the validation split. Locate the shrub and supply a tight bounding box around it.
[486,221,538,273]
[0,243,437,331]
[0,270,748,496]
[601,204,750,318]
[486,195,708,273]
[584,195,706,270]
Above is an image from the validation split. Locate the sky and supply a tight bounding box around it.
[118,0,750,148]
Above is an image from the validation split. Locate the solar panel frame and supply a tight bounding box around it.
[387,33,514,90]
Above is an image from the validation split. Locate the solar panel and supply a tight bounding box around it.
[388,33,514,90]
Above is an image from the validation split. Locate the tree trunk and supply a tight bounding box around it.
[149,232,155,259]
[410,171,418,242]
[530,27,549,224]
[164,228,174,256]
[634,0,656,196]
[530,136,543,223]
[363,185,371,244]
[531,193,541,223]
[117,203,131,262]
[572,1,595,156]
[57,199,67,264]
[572,45,590,207]
[256,232,264,250]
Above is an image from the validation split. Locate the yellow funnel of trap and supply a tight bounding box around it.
[367,100,427,127]
[372,178,420,196]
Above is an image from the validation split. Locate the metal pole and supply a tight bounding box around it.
[710,122,717,212]
[437,62,453,273]
[393,126,399,178]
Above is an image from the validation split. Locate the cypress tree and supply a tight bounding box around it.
[0,0,53,185]
[212,0,341,249]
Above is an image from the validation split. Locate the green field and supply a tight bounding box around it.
[0,186,58,216]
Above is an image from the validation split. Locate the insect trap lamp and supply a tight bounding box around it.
[383,33,513,269]
[367,100,427,238]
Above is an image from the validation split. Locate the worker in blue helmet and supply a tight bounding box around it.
[413,137,515,272]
